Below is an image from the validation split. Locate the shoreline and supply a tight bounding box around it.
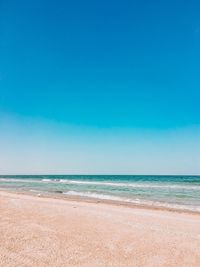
[1,187,200,216]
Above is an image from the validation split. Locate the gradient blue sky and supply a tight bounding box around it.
[0,0,200,174]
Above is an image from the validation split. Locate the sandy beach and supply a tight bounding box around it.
[0,191,200,267]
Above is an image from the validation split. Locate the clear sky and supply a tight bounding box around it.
[0,0,200,174]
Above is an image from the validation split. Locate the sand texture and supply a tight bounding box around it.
[0,191,200,267]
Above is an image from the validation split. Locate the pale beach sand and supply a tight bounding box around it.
[0,191,200,267]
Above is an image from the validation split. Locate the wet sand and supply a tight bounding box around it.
[0,191,200,267]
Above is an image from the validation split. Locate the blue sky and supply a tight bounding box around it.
[0,0,200,174]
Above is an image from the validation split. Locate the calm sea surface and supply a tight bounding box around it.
[0,175,200,212]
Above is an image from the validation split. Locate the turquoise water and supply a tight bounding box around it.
[0,175,200,212]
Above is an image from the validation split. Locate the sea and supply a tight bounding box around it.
[0,175,200,212]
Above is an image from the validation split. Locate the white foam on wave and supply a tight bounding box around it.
[63,190,137,202]
[29,189,43,193]
[56,179,200,190]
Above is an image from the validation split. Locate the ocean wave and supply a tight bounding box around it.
[45,179,200,190]
[1,178,200,190]
[63,190,136,202]
[63,191,200,212]
[58,180,200,190]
